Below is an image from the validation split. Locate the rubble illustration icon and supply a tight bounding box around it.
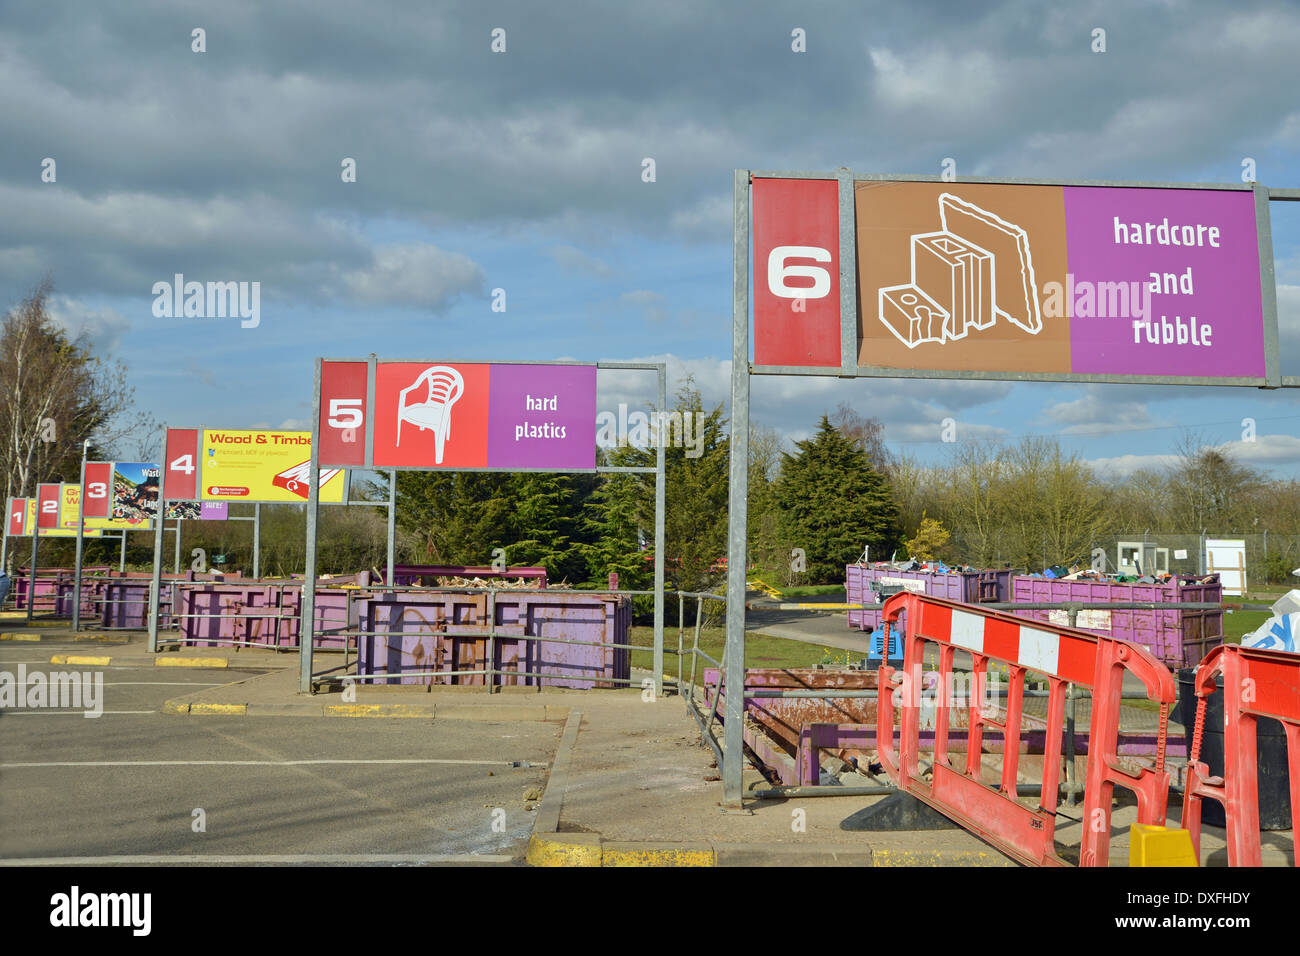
[397,365,464,463]
[878,193,1042,348]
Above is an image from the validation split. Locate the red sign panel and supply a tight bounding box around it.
[37,483,60,529]
[372,363,491,468]
[752,177,841,367]
[7,498,26,536]
[164,428,200,500]
[318,361,369,467]
[82,462,113,518]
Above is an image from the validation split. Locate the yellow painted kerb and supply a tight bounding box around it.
[602,842,715,867]
[324,703,435,718]
[50,654,111,666]
[188,703,247,716]
[525,833,604,867]
[156,657,228,668]
[0,633,42,641]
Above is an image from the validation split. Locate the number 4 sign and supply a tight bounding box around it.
[164,428,200,500]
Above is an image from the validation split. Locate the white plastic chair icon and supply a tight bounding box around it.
[396,366,464,463]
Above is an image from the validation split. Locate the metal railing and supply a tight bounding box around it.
[709,597,1226,803]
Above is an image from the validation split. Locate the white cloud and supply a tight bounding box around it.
[669,193,731,240]
[1219,434,1300,466]
[46,295,131,354]
[619,290,668,324]
[547,245,613,277]
[338,242,484,309]
[1088,453,1181,478]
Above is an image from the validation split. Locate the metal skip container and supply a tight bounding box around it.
[354,589,631,689]
[846,564,1013,632]
[1010,574,1223,668]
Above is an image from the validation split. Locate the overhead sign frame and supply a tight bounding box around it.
[748,169,1284,388]
[719,169,1300,808]
[316,357,601,472]
[296,356,666,695]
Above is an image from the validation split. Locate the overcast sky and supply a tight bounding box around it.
[5,0,1300,477]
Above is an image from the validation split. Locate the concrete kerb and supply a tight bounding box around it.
[523,710,882,867]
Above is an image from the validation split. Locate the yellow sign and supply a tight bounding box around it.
[60,484,141,532]
[26,497,102,538]
[200,430,346,504]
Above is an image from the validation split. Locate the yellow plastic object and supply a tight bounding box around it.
[1129,824,1198,867]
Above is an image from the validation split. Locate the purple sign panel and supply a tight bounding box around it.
[1063,186,1264,377]
[201,502,228,520]
[487,364,597,469]
[855,181,1267,380]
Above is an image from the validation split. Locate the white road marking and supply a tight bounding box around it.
[0,710,157,716]
[100,682,224,686]
[0,758,548,768]
[0,854,513,866]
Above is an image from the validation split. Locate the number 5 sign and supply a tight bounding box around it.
[318,361,369,466]
[164,428,200,500]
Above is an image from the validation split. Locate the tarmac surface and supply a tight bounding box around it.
[0,633,555,865]
[0,619,1292,867]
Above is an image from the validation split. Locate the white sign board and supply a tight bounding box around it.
[1205,538,1247,596]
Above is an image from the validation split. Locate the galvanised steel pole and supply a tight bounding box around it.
[253,503,261,579]
[387,471,396,586]
[299,359,323,694]
[26,517,38,624]
[653,363,666,699]
[72,443,88,632]
[1,496,9,574]
[722,169,750,806]
[148,431,167,652]
[119,528,127,572]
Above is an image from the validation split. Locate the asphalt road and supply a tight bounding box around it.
[0,640,558,865]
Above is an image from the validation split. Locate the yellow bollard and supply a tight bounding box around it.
[1129,824,1198,867]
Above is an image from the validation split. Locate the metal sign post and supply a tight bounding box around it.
[147,433,168,652]
[386,472,396,587]
[72,444,88,632]
[26,520,37,624]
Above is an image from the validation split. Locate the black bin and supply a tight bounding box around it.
[1177,668,1293,829]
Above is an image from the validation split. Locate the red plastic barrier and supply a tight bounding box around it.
[1181,644,1300,867]
[878,592,1176,867]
